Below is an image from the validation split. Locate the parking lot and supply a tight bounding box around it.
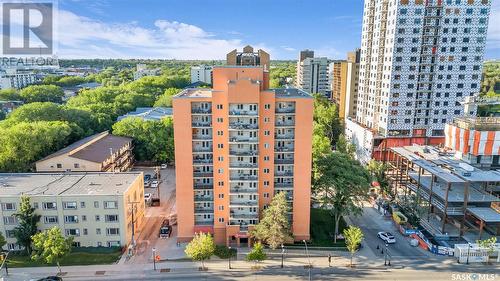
[124,166,184,264]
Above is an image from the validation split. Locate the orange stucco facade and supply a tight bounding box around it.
[173,48,312,245]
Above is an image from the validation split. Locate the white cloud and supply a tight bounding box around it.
[281,46,296,52]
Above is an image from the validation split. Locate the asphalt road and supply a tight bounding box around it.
[349,204,433,259]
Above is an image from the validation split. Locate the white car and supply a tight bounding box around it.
[377,232,396,244]
[150,180,159,188]
[144,193,152,203]
[160,164,168,169]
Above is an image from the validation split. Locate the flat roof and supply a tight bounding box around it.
[174,88,214,98]
[467,207,500,223]
[0,173,142,197]
[272,88,313,99]
[391,145,500,183]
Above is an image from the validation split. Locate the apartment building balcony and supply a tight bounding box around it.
[275,121,295,127]
[229,162,258,169]
[191,108,212,114]
[194,195,214,202]
[229,187,258,194]
[230,212,258,220]
[192,122,212,128]
[193,171,214,178]
[275,146,294,152]
[229,137,258,143]
[193,158,213,165]
[229,123,259,130]
[192,134,212,140]
[192,147,213,153]
[274,182,294,189]
[193,183,213,189]
[229,200,258,207]
[274,159,294,165]
[229,175,258,181]
[275,107,295,114]
[275,134,295,140]
[274,171,293,177]
[194,220,213,226]
[229,150,259,156]
[229,110,258,116]
[194,207,214,214]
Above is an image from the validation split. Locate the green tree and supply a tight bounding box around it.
[0,231,6,250]
[246,242,267,266]
[112,117,174,163]
[366,160,391,197]
[0,89,21,101]
[214,245,237,259]
[154,88,180,107]
[313,152,371,243]
[312,134,331,166]
[343,225,364,267]
[336,134,356,159]
[0,111,5,121]
[19,85,64,103]
[251,192,292,249]
[184,232,216,269]
[0,121,73,172]
[31,226,73,273]
[13,196,41,254]
[313,94,343,146]
[477,237,497,259]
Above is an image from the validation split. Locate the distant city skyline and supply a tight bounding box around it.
[24,0,500,59]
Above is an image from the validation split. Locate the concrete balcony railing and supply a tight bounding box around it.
[274,171,293,177]
[193,183,213,189]
[229,162,258,169]
[229,110,258,116]
[191,122,212,127]
[194,196,214,202]
[194,220,213,226]
[193,158,213,164]
[230,213,258,219]
[275,146,294,152]
[275,134,295,140]
[193,172,214,178]
[274,159,294,165]
[229,137,258,143]
[192,134,212,140]
[229,150,258,156]
[229,201,258,207]
[192,147,213,153]
[229,175,258,181]
[275,121,295,127]
[229,188,258,194]
[274,182,294,188]
[229,123,258,130]
[191,108,212,114]
[194,208,214,213]
[275,107,295,114]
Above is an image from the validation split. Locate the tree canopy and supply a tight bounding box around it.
[19,85,64,103]
[343,225,364,267]
[14,196,41,254]
[251,192,292,249]
[184,232,216,269]
[313,152,371,243]
[31,227,73,273]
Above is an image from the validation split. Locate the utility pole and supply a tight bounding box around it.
[155,166,161,200]
[303,240,312,281]
[128,201,140,247]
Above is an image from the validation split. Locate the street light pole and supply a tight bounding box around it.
[228,246,232,269]
[466,243,471,265]
[152,247,157,271]
[281,244,284,268]
[303,240,311,281]
[384,243,388,266]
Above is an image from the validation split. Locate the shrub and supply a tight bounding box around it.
[214,245,237,259]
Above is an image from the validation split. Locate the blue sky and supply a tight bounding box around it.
[52,0,500,59]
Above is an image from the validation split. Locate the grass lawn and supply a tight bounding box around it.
[309,208,347,247]
[7,248,122,268]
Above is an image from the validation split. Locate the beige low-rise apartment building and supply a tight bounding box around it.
[36,131,133,172]
[0,172,145,250]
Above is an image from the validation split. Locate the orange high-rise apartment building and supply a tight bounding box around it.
[173,46,313,246]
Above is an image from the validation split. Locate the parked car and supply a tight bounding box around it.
[159,219,172,238]
[35,277,63,281]
[144,193,152,203]
[377,231,396,244]
[160,164,167,169]
[144,174,151,181]
[150,180,159,188]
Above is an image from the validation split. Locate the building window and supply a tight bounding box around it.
[64,215,79,223]
[264,156,269,161]
[217,130,223,136]
[104,201,118,209]
[80,202,86,208]
[105,215,119,222]
[5,230,15,238]
[65,229,80,236]
[106,228,120,236]
[3,216,17,225]
[218,181,224,186]
[95,215,101,222]
[263,168,270,174]
[218,156,224,161]
[217,117,223,123]
[74,163,80,168]
[264,130,270,136]
[63,201,77,210]
[43,202,57,210]
[264,143,269,149]
[218,194,224,199]
[218,218,224,223]
[264,117,270,123]
[82,215,87,221]
[217,144,223,149]
[216,104,223,109]
[218,168,223,174]
[263,193,269,198]
[264,104,270,109]
[1,203,16,211]
[96,228,102,235]
[56,164,62,168]
[83,228,88,235]
[263,181,270,186]
[218,205,224,211]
